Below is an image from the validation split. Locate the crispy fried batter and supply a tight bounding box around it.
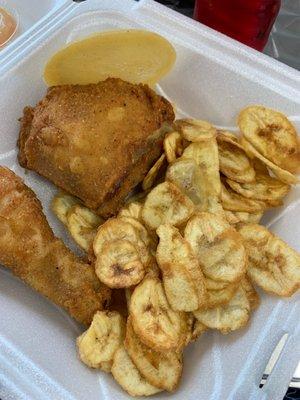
[18,78,174,217]
[0,167,110,325]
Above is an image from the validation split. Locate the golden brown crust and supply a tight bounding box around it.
[0,167,110,325]
[18,78,174,215]
[18,106,34,168]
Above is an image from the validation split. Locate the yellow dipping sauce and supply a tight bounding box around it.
[0,7,17,47]
[44,29,176,86]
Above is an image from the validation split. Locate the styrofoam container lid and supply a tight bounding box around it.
[0,1,299,399]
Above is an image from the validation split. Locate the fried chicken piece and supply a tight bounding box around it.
[18,78,174,217]
[0,167,111,326]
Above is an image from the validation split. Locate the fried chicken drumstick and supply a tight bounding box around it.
[0,167,110,325]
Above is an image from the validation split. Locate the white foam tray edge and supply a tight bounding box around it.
[0,1,299,400]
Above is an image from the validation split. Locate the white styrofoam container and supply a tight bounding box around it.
[0,1,299,399]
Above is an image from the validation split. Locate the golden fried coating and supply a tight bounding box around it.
[0,167,111,325]
[18,78,174,217]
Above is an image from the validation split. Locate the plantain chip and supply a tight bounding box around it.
[217,132,255,183]
[119,201,143,221]
[111,346,162,396]
[221,182,266,213]
[66,204,103,251]
[238,105,300,173]
[130,276,191,352]
[176,119,217,142]
[142,182,195,230]
[226,173,290,202]
[241,277,260,310]
[156,224,207,311]
[185,212,247,283]
[51,191,81,225]
[193,286,251,334]
[225,210,263,225]
[190,319,208,342]
[238,224,300,296]
[77,311,125,371]
[224,210,241,225]
[125,317,183,391]
[181,139,223,213]
[163,131,184,163]
[95,239,146,288]
[240,137,298,185]
[217,130,239,143]
[143,154,166,191]
[166,158,204,206]
[93,218,150,266]
[119,216,151,248]
[205,281,239,309]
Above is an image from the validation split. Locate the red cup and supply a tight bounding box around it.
[194,0,281,51]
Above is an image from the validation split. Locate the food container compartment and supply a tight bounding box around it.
[0,0,74,64]
[0,1,299,399]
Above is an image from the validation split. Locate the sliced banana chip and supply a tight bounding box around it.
[185,213,247,283]
[241,277,260,310]
[142,154,166,191]
[182,140,220,196]
[125,318,183,392]
[142,182,195,230]
[119,215,158,256]
[77,311,125,371]
[166,158,206,208]
[67,204,103,251]
[224,210,241,225]
[225,210,263,225]
[235,211,264,224]
[119,202,143,221]
[176,119,217,142]
[240,137,298,185]
[205,276,238,307]
[238,224,300,296]
[217,130,239,143]
[205,278,228,290]
[163,131,183,163]
[217,133,255,183]
[111,346,162,396]
[190,319,208,342]
[156,224,207,311]
[226,173,290,202]
[130,276,191,352]
[193,286,250,334]
[205,281,239,308]
[119,216,151,247]
[93,218,150,266]
[181,139,223,214]
[146,257,161,278]
[238,105,300,173]
[51,192,80,225]
[221,182,266,213]
[95,239,145,288]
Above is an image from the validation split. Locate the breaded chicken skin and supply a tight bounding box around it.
[0,167,110,325]
[18,78,174,217]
